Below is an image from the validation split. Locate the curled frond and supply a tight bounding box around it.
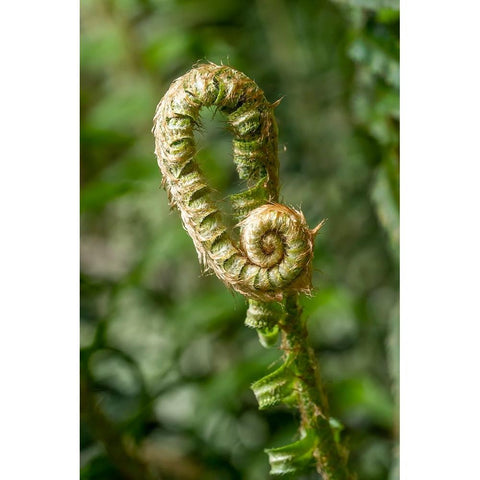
[153,64,318,302]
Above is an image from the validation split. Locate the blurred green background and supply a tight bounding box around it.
[80,0,399,479]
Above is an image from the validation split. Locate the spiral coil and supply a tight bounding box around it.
[153,63,319,302]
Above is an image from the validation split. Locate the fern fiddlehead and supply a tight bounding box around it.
[153,63,351,479]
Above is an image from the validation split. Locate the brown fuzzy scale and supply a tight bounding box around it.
[153,63,317,302]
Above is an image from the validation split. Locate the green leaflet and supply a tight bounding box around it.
[251,360,298,410]
[245,299,284,329]
[256,325,280,348]
[265,430,317,475]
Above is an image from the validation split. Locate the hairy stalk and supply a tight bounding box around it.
[153,63,350,478]
[279,294,350,479]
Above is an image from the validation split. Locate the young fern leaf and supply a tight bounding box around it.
[245,299,283,347]
[153,63,351,479]
[153,63,316,302]
[251,360,298,409]
[266,430,317,475]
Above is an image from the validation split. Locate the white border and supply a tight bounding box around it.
[401,0,480,478]
[1,1,79,478]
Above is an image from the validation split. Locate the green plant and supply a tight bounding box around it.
[153,63,351,479]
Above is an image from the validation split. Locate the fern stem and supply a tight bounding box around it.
[280,294,350,479]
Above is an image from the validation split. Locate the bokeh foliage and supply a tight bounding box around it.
[80,0,399,479]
